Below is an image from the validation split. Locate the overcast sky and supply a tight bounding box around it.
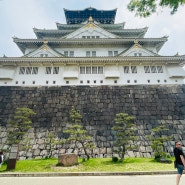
[0,0,185,57]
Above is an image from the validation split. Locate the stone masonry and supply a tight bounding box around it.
[0,85,185,159]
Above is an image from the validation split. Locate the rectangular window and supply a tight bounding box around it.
[92,51,96,57]
[87,36,90,39]
[131,66,137,73]
[19,67,25,74]
[92,36,95,39]
[86,51,90,57]
[64,51,68,56]
[114,51,118,56]
[86,66,91,74]
[46,67,52,74]
[26,67,32,74]
[53,67,59,74]
[80,66,85,74]
[92,66,97,74]
[69,51,74,57]
[151,66,157,73]
[82,36,86,39]
[96,36,100,38]
[124,66,130,73]
[144,66,150,73]
[108,51,113,56]
[32,67,38,74]
[157,66,163,73]
[98,66,103,74]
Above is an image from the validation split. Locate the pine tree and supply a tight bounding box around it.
[64,107,95,160]
[112,113,137,162]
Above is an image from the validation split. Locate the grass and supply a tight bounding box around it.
[0,157,175,173]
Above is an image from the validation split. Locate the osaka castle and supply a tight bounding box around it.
[0,7,185,86]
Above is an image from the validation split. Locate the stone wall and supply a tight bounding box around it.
[0,85,185,159]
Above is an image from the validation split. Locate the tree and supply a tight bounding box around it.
[45,131,63,158]
[64,107,95,160]
[127,0,185,17]
[146,123,172,160]
[6,107,36,170]
[112,113,137,162]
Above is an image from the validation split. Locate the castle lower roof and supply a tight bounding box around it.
[13,37,168,54]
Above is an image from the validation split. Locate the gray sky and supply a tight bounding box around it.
[0,0,185,57]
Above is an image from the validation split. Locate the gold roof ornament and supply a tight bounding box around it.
[133,39,140,48]
[88,16,93,22]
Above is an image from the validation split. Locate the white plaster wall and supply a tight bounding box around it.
[0,64,184,86]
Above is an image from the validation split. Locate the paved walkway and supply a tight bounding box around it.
[1,175,185,185]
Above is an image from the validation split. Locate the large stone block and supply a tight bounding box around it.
[58,154,78,166]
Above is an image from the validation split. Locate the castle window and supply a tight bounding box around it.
[164,80,167,83]
[114,80,117,84]
[82,36,86,39]
[32,67,38,74]
[92,36,95,39]
[96,36,100,38]
[94,80,96,84]
[131,66,137,73]
[80,80,83,84]
[26,67,32,74]
[16,81,18,84]
[157,80,160,83]
[144,66,150,73]
[87,80,90,84]
[87,36,90,39]
[40,54,48,57]
[46,67,52,74]
[80,66,103,74]
[19,67,25,74]
[124,66,130,73]
[80,66,85,74]
[151,66,157,73]
[66,81,69,84]
[32,81,35,84]
[134,80,137,83]
[53,81,56,84]
[64,51,68,56]
[69,51,74,57]
[46,81,49,84]
[157,66,163,73]
[92,51,96,57]
[86,66,91,74]
[86,51,90,57]
[127,80,130,83]
[92,66,97,74]
[100,80,103,83]
[147,80,150,83]
[98,66,103,74]
[53,67,59,74]
[22,81,25,84]
[114,51,118,56]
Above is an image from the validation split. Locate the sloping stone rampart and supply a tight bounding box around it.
[0,85,185,159]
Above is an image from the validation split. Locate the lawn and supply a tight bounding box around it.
[0,157,175,173]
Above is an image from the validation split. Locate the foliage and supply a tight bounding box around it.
[146,123,172,160]
[111,113,137,162]
[6,108,36,145]
[127,0,185,17]
[64,107,95,160]
[45,132,63,158]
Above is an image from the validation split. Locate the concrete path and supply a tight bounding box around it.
[1,175,185,185]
